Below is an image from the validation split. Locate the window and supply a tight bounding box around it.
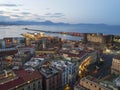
[38,81,41,89]
[33,83,36,90]
[28,85,30,90]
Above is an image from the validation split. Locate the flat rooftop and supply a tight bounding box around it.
[40,66,59,78]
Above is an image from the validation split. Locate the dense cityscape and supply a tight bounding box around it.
[0,31,120,90]
[0,0,120,90]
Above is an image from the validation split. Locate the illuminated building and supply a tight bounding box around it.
[3,37,25,47]
[21,32,45,46]
[78,51,97,78]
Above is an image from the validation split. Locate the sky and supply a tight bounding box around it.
[0,0,120,25]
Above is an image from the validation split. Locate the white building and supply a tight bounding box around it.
[52,60,77,87]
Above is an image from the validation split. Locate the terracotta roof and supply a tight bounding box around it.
[63,51,86,58]
[14,69,42,82]
[0,77,24,90]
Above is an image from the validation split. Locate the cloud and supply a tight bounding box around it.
[11,15,23,18]
[21,12,31,15]
[12,9,20,11]
[44,12,65,18]
[0,4,21,7]
[46,8,50,10]
[0,15,11,21]
[34,17,45,21]
[45,13,51,15]
[54,13,64,16]
[0,11,4,14]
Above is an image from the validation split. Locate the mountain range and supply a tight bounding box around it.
[0,20,120,27]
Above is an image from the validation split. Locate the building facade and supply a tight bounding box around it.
[111,56,120,75]
[40,66,62,90]
[87,33,105,43]
[74,75,111,90]
[52,60,77,87]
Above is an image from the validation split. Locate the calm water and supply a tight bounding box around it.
[0,25,120,40]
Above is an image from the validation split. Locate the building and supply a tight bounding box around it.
[14,69,43,90]
[37,37,62,50]
[52,60,77,87]
[0,39,5,49]
[111,56,120,75]
[24,57,46,69]
[84,33,113,44]
[78,51,97,78]
[35,50,56,55]
[113,35,120,43]
[18,47,35,55]
[0,70,25,90]
[74,75,111,90]
[0,48,18,57]
[40,65,62,90]
[21,32,45,46]
[86,33,106,43]
[3,37,25,47]
[0,69,42,90]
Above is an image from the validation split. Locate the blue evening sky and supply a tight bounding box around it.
[0,0,120,25]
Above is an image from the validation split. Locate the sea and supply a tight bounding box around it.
[0,25,120,40]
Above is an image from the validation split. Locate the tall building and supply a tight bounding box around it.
[40,66,62,90]
[52,60,77,87]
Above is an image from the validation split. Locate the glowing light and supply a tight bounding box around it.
[27,81,30,83]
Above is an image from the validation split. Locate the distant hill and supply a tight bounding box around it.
[0,20,120,28]
[0,20,70,25]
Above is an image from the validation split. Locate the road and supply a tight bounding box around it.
[95,54,114,79]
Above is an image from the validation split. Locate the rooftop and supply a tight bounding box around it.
[0,70,16,84]
[24,57,45,68]
[0,77,24,90]
[60,50,87,58]
[52,60,73,71]
[14,69,42,82]
[40,66,59,78]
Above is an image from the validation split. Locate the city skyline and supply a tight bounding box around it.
[0,0,120,25]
